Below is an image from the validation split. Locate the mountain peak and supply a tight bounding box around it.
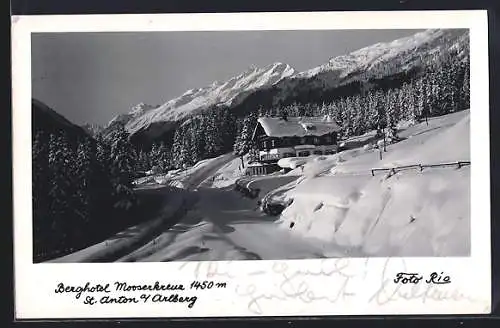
[265,61,290,69]
[299,28,467,80]
[268,62,284,67]
[106,61,298,136]
[130,102,156,114]
[102,28,468,143]
[243,64,258,72]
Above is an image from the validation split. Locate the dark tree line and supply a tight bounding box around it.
[32,125,139,262]
[170,106,237,168]
[138,142,172,173]
[239,54,470,143]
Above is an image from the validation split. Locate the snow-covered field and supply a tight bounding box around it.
[50,110,470,262]
[139,153,237,189]
[203,155,249,188]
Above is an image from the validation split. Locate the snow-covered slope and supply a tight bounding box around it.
[293,29,468,85]
[114,62,295,136]
[32,98,91,141]
[275,110,471,257]
[108,102,158,126]
[101,102,159,139]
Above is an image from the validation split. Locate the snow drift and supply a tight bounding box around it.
[277,110,471,257]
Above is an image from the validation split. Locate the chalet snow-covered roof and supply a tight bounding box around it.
[256,116,341,138]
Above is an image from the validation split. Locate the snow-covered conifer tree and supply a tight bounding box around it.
[462,56,470,109]
[32,131,51,257]
[375,89,387,132]
[48,132,77,249]
[158,142,171,172]
[367,90,379,131]
[234,115,254,156]
[75,138,99,232]
[385,89,399,132]
[109,125,136,210]
[414,78,425,121]
[352,94,365,135]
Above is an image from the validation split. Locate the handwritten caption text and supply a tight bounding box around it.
[54,280,227,309]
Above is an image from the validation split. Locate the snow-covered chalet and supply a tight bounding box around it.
[247,115,341,175]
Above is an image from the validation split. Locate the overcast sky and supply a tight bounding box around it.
[31,29,425,125]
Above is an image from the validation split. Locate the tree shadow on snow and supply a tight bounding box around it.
[160,246,210,262]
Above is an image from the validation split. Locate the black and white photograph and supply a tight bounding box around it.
[13,10,492,319]
[30,27,472,264]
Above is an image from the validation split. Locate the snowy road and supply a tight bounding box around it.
[116,155,328,262]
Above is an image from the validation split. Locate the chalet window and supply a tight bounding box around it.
[313,137,320,144]
[300,137,306,145]
[298,151,310,157]
[325,136,333,144]
[262,141,268,149]
[271,139,277,148]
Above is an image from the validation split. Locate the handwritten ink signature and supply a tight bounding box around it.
[235,259,358,315]
[179,260,237,280]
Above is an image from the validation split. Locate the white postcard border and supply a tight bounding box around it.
[12,10,491,318]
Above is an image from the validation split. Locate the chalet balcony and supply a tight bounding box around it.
[257,134,337,151]
[260,153,280,162]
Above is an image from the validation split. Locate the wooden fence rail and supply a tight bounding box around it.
[371,161,471,177]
